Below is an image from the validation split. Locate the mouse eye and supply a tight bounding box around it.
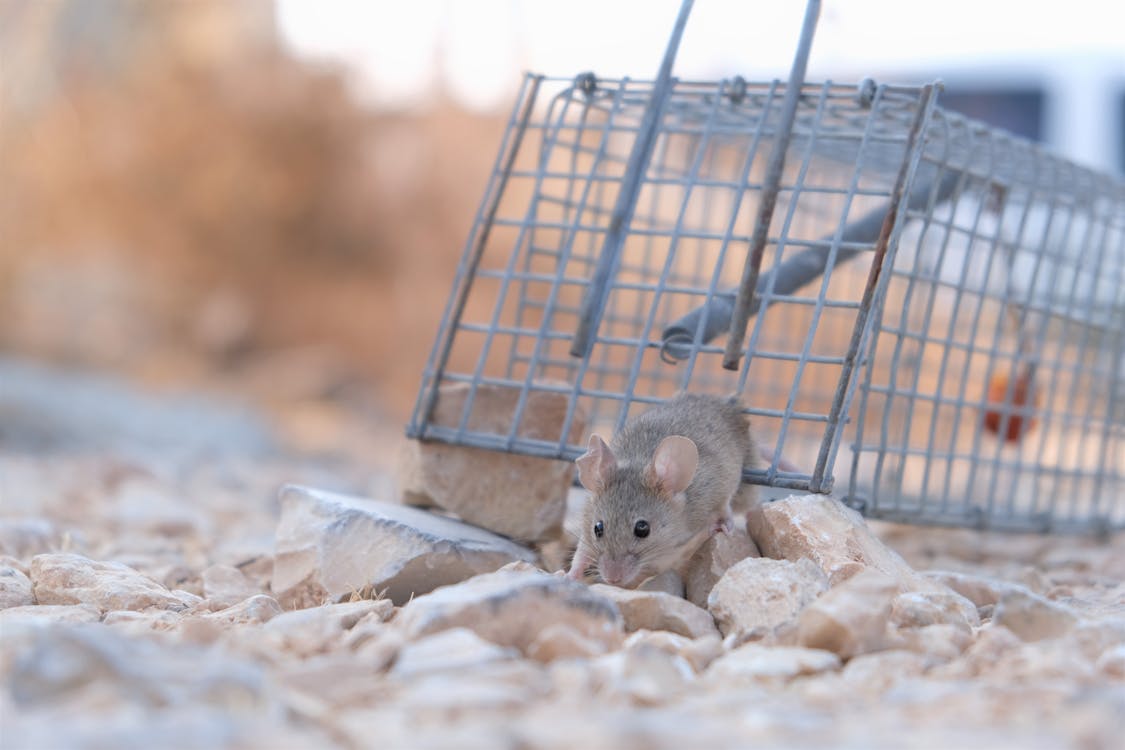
[593,520,604,538]
[633,520,650,538]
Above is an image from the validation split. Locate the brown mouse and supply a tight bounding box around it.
[566,393,758,587]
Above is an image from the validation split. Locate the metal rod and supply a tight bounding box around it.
[721,0,821,370]
[660,170,960,361]
[811,83,940,490]
[568,0,694,359]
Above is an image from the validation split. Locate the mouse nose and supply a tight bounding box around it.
[599,557,633,586]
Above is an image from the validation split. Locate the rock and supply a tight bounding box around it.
[681,517,760,608]
[526,623,612,662]
[1095,644,1125,677]
[0,565,34,608]
[932,623,1022,678]
[890,590,980,630]
[747,495,929,590]
[390,627,520,679]
[992,588,1080,641]
[271,485,538,608]
[103,609,183,635]
[201,564,261,609]
[921,570,1028,609]
[623,630,724,673]
[265,599,393,652]
[29,553,196,612]
[393,566,623,654]
[705,643,841,682]
[794,569,898,659]
[637,570,686,598]
[0,518,62,559]
[706,556,828,639]
[607,644,695,706]
[202,594,283,625]
[0,603,102,628]
[891,623,972,663]
[6,623,270,712]
[399,382,585,542]
[841,649,929,690]
[590,584,718,639]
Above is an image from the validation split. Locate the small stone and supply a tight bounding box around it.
[0,518,61,559]
[399,382,585,541]
[623,630,724,673]
[637,570,685,598]
[260,599,393,657]
[0,603,102,628]
[1095,644,1125,678]
[795,569,898,659]
[890,590,980,630]
[707,556,828,640]
[103,609,183,635]
[0,565,34,608]
[933,623,1022,678]
[747,495,929,590]
[841,649,928,691]
[271,485,538,608]
[201,564,261,609]
[30,553,194,612]
[891,623,972,663]
[681,517,760,608]
[584,645,694,706]
[391,627,519,678]
[705,643,841,682]
[526,623,612,662]
[992,588,1080,641]
[202,594,283,625]
[393,566,623,654]
[921,570,1028,609]
[590,584,718,639]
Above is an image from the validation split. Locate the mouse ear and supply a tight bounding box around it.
[576,434,616,492]
[647,435,698,495]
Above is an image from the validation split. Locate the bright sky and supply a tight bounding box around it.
[276,0,1125,112]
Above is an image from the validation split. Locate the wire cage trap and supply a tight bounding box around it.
[406,0,1125,534]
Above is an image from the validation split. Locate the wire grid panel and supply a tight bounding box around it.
[408,73,933,494]
[848,108,1125,533]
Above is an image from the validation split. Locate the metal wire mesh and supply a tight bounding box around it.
[406,71,1125,534]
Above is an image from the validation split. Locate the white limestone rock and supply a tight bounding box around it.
[201,564,261,609]
[680,516,760,608]
[390,627,520,679]
[591,584,718,639]
[705,643,841,682]
[271,485,538,608]
[393,565,623,654]
[992,588,1080,641]
[0,564,34,609]
[707,556,829,640]
[29,553,196,613]
[794,569,899,659]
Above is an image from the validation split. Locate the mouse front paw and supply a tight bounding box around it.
[711,514,733,536]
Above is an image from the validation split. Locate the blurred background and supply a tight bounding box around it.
[2,0,1123,467]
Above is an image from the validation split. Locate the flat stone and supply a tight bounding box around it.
[29,553,195,612]
[707,556,828,639]
[0,565,34,608]
[841,649,929,691]
[393,565,623,654]
[591,584,718,639]
[795,569,898,659]
[390,627,520,679]
[271,485,538,608]
[992,588,1080,641]
[681,517,760,609]
[891,623,973,663]
[705,643,841,682]
[399,382,585,541]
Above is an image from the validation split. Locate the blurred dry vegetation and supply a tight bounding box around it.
[0,0,504,448]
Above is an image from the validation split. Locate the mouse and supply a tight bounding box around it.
[566,393,759,588]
